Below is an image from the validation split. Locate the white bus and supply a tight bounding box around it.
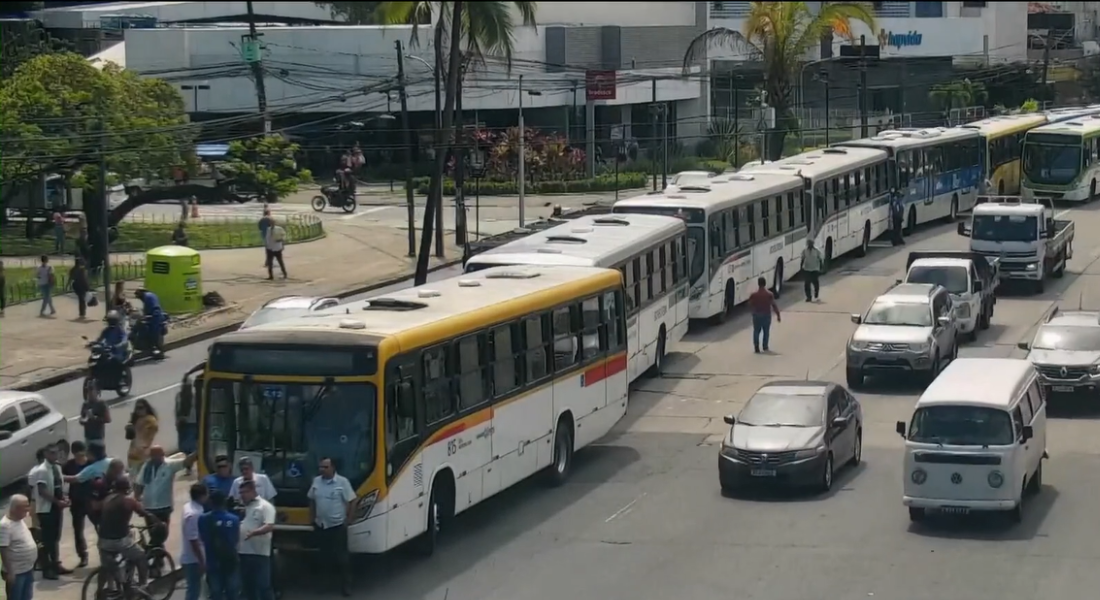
[464,213,690,381]
[1022,115,1100,202]
[612,171,807,322]
[838,127,982,229]
[201,265,628,556]
[742,146,893,264]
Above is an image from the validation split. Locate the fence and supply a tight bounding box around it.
[5,257,146,306]
[112,213,325,251]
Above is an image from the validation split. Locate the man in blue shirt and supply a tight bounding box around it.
[202,456,236,508]
[95,311,129,365]
[199,491,241,600]
[307,457,356,596]
[134,288,166,357]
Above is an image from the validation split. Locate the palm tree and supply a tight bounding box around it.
[329,1,536,283]
[683,2,875,161]
[929,78,988,110]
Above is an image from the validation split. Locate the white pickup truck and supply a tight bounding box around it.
[957,195,1074,294]
[898,252,999,342]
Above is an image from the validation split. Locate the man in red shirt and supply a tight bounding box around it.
[748,276,781,353]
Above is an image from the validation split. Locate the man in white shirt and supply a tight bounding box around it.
[29,445,70,579]
[307,458,356,596]
[135,446,197,557]
[264,223,287,280]
[1,495,38,600]
[237,481,276,600]
[229,457,277,504]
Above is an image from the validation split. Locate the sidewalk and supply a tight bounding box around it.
[32,478,192,600]
[0,220,460,389]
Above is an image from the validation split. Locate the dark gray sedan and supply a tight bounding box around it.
[718,381,863,493]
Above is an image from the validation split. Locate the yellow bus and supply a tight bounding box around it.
[198,265,628,556]
[961,114,1049,195]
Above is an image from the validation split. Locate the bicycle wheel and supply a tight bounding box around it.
[144,548,176,600]
[82,568,123,600]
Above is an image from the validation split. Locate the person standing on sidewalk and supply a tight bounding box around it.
[230,457,277,504]
[237,481,276,600]
[36,255,56,317]
[264,221,287,281]
[748,277,781,354]
[126,399,159,478]
[203,456,236,505]
[69,257,91,319]
[61,441,92,567]
[134,446,197,555]
[890,189,906,246]
[79,392,111,452]
[0,495,38,600]
[52,211,66,254]
[29,445,70,579]
[200,491,240,600]
[800,240,824,303]
[181,483,208,600]
[308,458,355,596]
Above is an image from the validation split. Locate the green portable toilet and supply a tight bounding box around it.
[144,245,202,315]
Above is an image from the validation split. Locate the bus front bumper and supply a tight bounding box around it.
[903,496,1018,511]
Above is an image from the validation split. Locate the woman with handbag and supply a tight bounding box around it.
[126,399,159,479]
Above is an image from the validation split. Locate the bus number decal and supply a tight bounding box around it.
[769,241,783,255]
[447,436,477,456]
[654,305,667,321]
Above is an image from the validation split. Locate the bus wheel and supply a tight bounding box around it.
[947,195,958,222]
[771,260,784,298]
[712,282,735,325]
[824,239,834,271]
[905,207,917,235]
[646,327,666,378]
[545,416,575,487]
[1091,180,1096,202]
[413,472,454,557]
[855,224,870,257]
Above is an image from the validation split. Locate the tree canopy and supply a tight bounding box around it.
[221,135,314,202]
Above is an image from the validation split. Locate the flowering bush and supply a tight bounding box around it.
[451,127,587,182]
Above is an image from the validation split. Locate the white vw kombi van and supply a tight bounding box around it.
[896,358,1048,523]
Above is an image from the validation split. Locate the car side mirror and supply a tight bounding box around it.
[0,431,11,441]
[1017,341,1030,351]
[957,222,968,236]
[937,316,951,327]
[895,278,902,285]
[850,314,862,324]
[895,421,906,437]
[831,416,848,428]
[1021,425,1034,443]
[723,414,736,426]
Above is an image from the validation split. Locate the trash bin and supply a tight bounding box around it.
[144,245,202,315]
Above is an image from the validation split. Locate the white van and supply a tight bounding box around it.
[895,358,1048,523]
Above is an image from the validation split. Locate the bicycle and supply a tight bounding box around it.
[80,525,177,600]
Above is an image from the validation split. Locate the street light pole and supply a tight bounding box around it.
[518,75,526,227]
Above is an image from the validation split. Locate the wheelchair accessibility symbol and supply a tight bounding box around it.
[339,435,348,444]
[287,462,303,478]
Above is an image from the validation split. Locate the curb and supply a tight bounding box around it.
[6,259,463,393]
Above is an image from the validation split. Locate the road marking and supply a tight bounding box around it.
[66,382,181,423]
[339,206,395,220]
[605,493,646,523]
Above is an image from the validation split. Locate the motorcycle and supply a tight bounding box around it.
[311,185,357,213]
[128,314,166,361]
[82,338,133,401]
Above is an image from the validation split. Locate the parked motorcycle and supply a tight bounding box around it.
[311,185,357,213]
[82,338,133,401]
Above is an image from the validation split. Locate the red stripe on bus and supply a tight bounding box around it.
[583,353,628,387]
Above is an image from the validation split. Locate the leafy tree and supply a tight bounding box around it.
[314,2,388,23]
[220,135,313,202]
[683,1,875,161]
[929,79,988,111]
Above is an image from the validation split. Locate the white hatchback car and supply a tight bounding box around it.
[0,391,70,487]
[240,295,339,330]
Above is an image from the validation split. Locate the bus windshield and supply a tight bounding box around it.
[203,380,376,502]
[1023,141,1082,186]
[972,214,1038,242]
[908,405,1014,446]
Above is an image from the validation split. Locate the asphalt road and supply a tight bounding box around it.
[39,200,1100,600]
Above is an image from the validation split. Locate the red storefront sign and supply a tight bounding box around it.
[586,70,617,101]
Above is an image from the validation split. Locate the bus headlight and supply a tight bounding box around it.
[911,469,927,485]
[988,471,1005,488]
[1025,263,1038,271]
[351,489,380,523]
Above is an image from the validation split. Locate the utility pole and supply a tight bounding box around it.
[733,86,740,167]
[822,70,831,146]
[454,62,466,247]
[660,104,669,189]
[651,78,658,191]
[859,34,868,138]
[96,115,111,312]
[244,1,270,133]
[432,40,444,258]
[1041,29,1054,101]
[518,75,526,227]
[395,41,417,257]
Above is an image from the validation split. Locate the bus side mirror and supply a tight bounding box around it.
[1046,226,1055,240]
[1021,425,1034,443]
[1017,341,1030,351]
[895,421,906,437]
[957,222,970,237]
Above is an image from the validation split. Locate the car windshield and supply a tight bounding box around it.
[203,380,376,504]
[908,405,1014,446]
[1023,141,1082,186]
[972,214,1038,242]
[864,301,932,327]
[242,307,309,329]
[1033,326,1100,351]
[907,266,969,295]
[738,393,823,427]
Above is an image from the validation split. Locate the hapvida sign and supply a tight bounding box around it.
[878,29,923,50]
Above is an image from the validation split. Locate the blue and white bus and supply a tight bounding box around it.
[838,127,982,231]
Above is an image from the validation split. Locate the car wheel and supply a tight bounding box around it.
[846,367,863,389]
[818,452,834,493]
[849,430,862,467]
[908,507,926,522]
[1027,462,1043,494]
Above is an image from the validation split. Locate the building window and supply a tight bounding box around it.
[914,1,943,18]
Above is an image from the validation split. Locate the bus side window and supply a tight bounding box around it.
[580,296,602,361]
[709,216,723,261]
[787,193,796,229]
[602,291,626,353]
[630,258,642,310]
[491,323,520,399]
[640,252,653,305]
[830,178,840,212]
[552,306,577,371]
[671,237,682,284]
[455,334,489,411]
[657,246,668,295]
[421,346,454,424]
[864,167,871,197]
[746,204,757,243]
[775,196,784,234]
[725,210,738,250]
[523,315,551,382]
[760,199,770,238]
[843,174,852,207]
[661,243,674,290]
[385,362,419,480]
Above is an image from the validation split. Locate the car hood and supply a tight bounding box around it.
[1027,349,1100,367]
[729,424,825,451]
[852,325,932,344]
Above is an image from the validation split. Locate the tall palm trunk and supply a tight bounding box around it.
[415,1,465,284]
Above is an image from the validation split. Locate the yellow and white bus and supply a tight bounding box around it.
[198,265,628,556]
[464,213,689,381]
[1022,115,1100,202]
